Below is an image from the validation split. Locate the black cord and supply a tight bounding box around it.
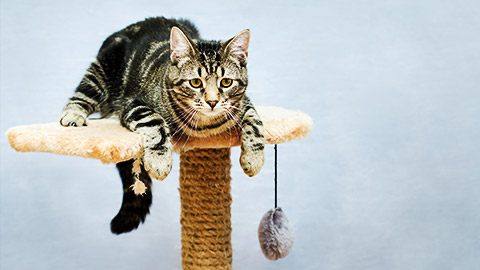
[274,144,278,208]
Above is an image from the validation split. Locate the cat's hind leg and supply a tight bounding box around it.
[59,61,108,126]
[111,159,152,234]
[60,33,130,127]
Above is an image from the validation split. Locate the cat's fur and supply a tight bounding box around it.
[59,17,265,234]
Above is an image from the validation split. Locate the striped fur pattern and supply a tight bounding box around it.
[59,17,265,234]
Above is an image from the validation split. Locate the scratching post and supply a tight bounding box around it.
[6,106,312,269]
[179,148,232,269]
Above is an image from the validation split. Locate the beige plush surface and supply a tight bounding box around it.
[6,106,312,163]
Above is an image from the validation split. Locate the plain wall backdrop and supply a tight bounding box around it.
[1,0,479,269]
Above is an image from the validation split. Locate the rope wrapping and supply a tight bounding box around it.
[179,148,233,269]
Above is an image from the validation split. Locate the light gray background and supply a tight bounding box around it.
[1,0,479,269]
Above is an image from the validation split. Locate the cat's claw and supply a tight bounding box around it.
[60,111,87,127]
[240,149,265,177]
[143,148,172,181]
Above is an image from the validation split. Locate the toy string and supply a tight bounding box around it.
[274,144,278,208]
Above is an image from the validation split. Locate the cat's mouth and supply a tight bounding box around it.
[198,107,224,117]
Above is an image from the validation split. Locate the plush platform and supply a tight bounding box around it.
[6,106,312,163]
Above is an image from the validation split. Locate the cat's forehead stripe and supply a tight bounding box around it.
[197,41,221,53]
[197,41,222,75]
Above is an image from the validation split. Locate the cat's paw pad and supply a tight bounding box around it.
[143,147,172,181]
[240,148,265,177]
[60,111,86,127]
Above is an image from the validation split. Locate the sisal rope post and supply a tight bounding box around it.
[179,148,233,269]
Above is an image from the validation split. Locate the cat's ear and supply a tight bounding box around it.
[170,27,195,64]
[225,29,250,66]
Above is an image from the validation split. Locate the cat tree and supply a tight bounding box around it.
[7,106,312,269]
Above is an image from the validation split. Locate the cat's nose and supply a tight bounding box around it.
[207,100,218,109]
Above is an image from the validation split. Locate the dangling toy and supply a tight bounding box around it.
[258,144,295,260]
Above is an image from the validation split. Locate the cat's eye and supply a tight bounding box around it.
[189,79,202,88]
[220,78,233,88]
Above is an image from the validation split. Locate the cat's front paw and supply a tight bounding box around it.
[59,111,87,127]
[240,148,265,177]
[143,147,172,181]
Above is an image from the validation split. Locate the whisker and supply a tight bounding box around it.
[226,109,246,135]
[228,106,243,112]
[166,107,194,127]
[171,108,198,148]
[182,111,199,149]
[170,107,196,138]
[225,113,233,146]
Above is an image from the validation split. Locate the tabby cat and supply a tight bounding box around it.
[59,17,265,234]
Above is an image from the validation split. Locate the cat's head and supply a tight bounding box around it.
[166,27,249,117]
